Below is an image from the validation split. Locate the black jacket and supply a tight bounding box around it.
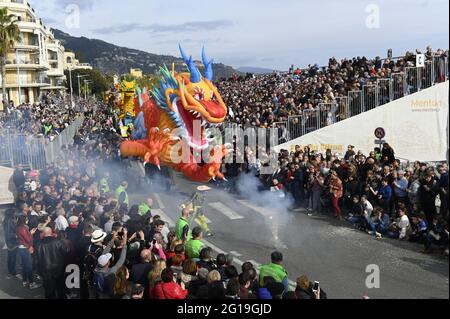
[2,216,18,248]
[36,237,70,275]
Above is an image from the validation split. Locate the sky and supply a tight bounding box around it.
[29,0,449,71]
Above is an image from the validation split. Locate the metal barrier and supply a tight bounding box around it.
[362,85,378,111]
[391,72,406,100]
[377,78,392,105]
[348,90,363,116]
[0,115,85,169]
[318,103,337,128]
[405,67,420,94]
[422,61,434,89]
[287,115,303,140]
[44,115,85,164]
[334,97,349,122]
[303,109,319,135]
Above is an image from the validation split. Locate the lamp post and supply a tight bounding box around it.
[68,67,74,108]
[84,79,93,100]
[77,74,88,98]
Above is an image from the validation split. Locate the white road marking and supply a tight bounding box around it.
[152,208,175,226]
[229,251,242,257]
[208,202,244,220]
[153,193,165,209]
[237,200,273,217]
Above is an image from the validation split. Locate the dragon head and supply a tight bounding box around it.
[152,46,227,150]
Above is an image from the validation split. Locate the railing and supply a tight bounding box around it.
[283,55,448,142]
[0,115,85,170]
[221,55,448,144]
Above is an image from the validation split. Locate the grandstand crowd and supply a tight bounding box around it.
[217,47,448,129]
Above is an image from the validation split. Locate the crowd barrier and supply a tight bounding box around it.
[0,115,85,170]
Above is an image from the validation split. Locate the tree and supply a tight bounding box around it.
[64,68,110,97]
[0,8,21,109]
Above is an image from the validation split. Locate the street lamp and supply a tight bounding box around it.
[68,67,74,108]
[84,79,93,100]
[77,74,88,98]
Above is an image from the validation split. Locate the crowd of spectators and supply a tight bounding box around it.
[242,143,449,255]
[2,101,325,300]
[217,47,448,129]
[0,92,90,140]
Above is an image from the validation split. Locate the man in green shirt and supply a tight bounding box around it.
[138,198,153,217]
[175,207,193,242]
[115,181,129,208]
[259,251,289,294]
[185,226,205,259]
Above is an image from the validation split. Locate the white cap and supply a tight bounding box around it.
[97,253,112,267]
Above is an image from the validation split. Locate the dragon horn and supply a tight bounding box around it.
[202,46,214,81]
[179,44,201,83]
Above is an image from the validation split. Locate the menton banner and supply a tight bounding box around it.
[275,81,449,162]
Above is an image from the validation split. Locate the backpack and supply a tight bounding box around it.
[83,245,102,283]
[93,271,112,296]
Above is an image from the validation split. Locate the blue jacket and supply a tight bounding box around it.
[378,185,392,200]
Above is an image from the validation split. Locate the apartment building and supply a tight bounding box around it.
[64,51,93,71]
[0,0,69,105]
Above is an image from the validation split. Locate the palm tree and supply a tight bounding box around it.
[0,8,21,108]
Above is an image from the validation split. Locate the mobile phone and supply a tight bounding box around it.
[152,239,156,245]
[313,281,319,292]
[118,231,124,237]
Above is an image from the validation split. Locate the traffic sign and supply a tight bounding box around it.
[374,127,385,139]
[374,139,386,145]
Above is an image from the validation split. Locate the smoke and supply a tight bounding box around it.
[235,173,294,249]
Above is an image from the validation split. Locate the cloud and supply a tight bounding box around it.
[91,20,233,36]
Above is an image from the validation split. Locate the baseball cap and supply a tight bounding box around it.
[97,253,112,267]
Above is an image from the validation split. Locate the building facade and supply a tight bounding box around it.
[0,0,85,105]
[64,51,92,71]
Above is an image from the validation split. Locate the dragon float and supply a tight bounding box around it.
[119,46,228,182]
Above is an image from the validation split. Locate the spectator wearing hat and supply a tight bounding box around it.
[93,229,128,299]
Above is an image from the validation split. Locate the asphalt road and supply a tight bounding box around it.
[1,172,448,299]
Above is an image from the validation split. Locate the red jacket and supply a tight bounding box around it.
[153,282,188,299]
[16,225,33,248]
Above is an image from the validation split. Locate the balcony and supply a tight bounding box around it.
[5,59,49,70]
[15,41,40,51]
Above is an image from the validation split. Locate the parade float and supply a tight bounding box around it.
[119,46,228,182]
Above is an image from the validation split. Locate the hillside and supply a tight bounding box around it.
[53,29,240,80]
